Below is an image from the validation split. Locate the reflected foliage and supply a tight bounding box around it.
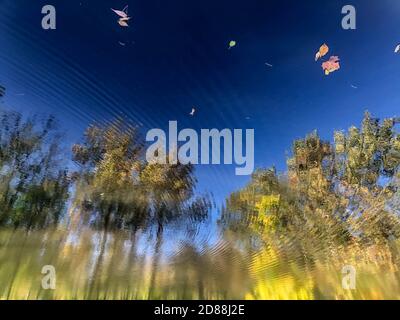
[71,119,205,233]
[1,109,400,300]
[0,110,69,229]
[222,112,400,244]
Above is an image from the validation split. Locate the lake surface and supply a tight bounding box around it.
[1,227,400,300]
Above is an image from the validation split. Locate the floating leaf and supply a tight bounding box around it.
[111,8,128,18]
[322,56,340,75]
[228,40,236,49]
[118,19,129,27]
[112,6,131,27]
[315,43,329,61]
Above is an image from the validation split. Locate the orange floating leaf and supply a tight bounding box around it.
[315,43,329,61]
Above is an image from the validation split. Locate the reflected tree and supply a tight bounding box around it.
[223,112,400,244]
[0,110,69,230]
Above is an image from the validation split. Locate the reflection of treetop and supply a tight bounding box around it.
[71,118,208,232]
[0,111,69,229]
[0,112,210,232]
[1,107,400,248]
[223,112,400,244]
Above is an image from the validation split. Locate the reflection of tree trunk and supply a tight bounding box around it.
[0,174,16,225]
[103,230,139,299]
[124,231,139,298]
[35,227,60,299]
[387,240,400,271]
[6,231,29,299]
[102,233,121,299]
[198,278,205,299]
[87,228,108,298]
[87,207,112,298]
[147,220,163,299]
